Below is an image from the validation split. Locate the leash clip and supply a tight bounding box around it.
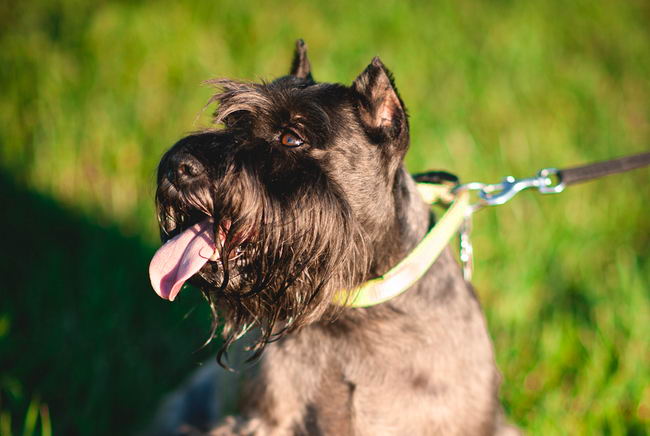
[457,167,565,210]
[453,167,565,280]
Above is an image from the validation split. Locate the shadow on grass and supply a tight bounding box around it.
[0,172,216,435]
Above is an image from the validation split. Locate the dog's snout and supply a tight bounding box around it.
[166,153,205,186]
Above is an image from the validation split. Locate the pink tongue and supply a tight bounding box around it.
[149,219,218,301]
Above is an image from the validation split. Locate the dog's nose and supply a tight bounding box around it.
[167,153,205,186]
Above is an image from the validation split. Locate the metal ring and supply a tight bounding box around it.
[537,168,565,194]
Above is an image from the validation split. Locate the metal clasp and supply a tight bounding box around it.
[452,167,566,280]
[455,167,565,211]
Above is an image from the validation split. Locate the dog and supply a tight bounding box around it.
[148,40,519,435]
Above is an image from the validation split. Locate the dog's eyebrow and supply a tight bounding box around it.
[289,115,312,131]
[207,82,333,140]
[205,79,274,124]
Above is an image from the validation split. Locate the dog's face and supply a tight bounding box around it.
[150,42,410,354]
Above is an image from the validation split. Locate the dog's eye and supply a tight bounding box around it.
[279,131,304,148]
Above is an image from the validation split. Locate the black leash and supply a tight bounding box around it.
[557,151,650,187]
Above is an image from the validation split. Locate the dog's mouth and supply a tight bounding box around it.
[149,218,249,301]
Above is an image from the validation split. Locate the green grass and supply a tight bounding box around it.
[1,0,649,434]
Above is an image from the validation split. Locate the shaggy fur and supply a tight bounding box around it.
[150,40,519,435]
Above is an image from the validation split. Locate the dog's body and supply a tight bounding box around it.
[149,41,518,435]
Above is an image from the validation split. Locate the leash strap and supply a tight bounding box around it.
[558,151,650,186]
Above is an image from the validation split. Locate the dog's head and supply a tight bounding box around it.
[150,40,411,356]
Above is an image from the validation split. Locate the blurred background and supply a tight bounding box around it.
[1,0,649,434]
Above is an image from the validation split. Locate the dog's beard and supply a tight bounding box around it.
[156,161,372,363]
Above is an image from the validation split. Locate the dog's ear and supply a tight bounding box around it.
[352,57,407,143]
[290,39,312,80]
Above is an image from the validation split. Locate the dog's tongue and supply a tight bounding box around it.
[149,219,217,301]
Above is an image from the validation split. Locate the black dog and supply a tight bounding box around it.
[149,40,519,435]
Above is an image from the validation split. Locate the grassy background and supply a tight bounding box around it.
[1,0,649,434]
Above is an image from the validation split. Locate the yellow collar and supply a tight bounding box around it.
[334,182,469,308]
